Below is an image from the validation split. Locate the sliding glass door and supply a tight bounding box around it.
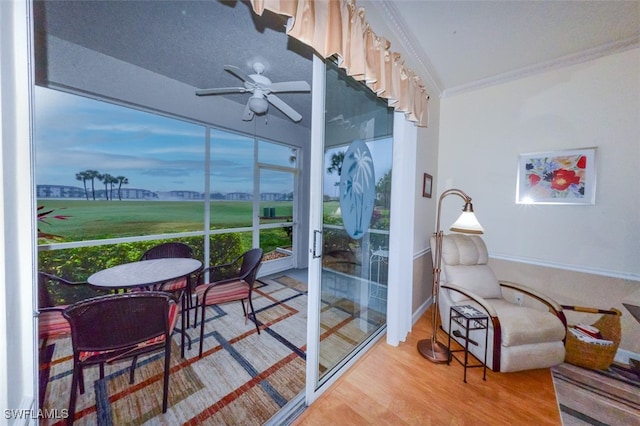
[307,59,393,399]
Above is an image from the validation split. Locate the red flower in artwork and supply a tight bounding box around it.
[576,156,587,169]
[528,173,541,186]
[551,169,580,191]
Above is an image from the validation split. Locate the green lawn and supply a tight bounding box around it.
[38,200,304,241]
[36,199,382,285]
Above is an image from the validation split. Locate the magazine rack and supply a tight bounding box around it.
[562,305,622,370]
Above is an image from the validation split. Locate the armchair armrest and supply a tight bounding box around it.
[37,306,66,315]
[442,283,504,371]
[499,281,564,317]
[441,283,498,318]
[38,271,95,308]
[197,262,243,285]
[39,271,88,286]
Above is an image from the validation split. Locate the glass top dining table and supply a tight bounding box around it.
[88,258,202,289]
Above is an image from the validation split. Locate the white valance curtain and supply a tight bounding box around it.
[249,0,430,127]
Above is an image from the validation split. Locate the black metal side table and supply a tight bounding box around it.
[447,304,489,383]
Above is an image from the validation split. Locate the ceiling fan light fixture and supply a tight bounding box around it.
[248,96,268,114]
[196,63,309,122]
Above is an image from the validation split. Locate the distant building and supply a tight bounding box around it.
[37,185,287,202]
[209,192,226,200]
[37,185,157,200]
[226,192,252,201]
[115,188,158,200]
[161,190,203,200]
[261,192,293,201]
[36,185,85,199]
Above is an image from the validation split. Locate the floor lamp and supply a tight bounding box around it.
[417,188,484,363]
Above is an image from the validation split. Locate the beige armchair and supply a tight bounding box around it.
[434,234,567,372]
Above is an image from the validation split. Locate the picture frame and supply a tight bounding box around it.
[516,147,596,205]
[422,173,433,198]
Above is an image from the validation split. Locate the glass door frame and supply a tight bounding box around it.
[305,56,389,405]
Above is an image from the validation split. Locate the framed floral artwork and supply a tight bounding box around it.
[516,147,596,205]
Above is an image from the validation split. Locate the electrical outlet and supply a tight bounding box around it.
[515,292,523,306]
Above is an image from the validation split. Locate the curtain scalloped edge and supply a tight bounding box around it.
[249,0,429,127]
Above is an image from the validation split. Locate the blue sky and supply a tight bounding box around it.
[35,87,391,196]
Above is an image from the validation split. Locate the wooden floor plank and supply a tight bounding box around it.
[293,307,561,425]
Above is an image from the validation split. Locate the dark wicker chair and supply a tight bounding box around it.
[38,272,108,345]
[63,292,177,424]
[139,242,197,357]
[193,248,263,358]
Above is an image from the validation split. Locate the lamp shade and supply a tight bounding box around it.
[449,211,484,234]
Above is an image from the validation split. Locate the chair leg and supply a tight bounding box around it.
[162,339,171,413]
[129,356,138,384]
[78,366,85,395]
[241,300,248,324]
[68,365,80,425]
[192,297,199,329]
[198,304,206,358]
[180,295,186,358]
[185,279,193,326]
[248,298,260,335]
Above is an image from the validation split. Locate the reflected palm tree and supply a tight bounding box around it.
[343,147,373,237]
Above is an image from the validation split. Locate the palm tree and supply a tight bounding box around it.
[84,170,100,200]
[327,151,345,198]
[116,176,129,200]
[98,173,114,200]
[327,151,345,176]
[108,175,119,200]
[375,171,392,209]
[75,171,90,200]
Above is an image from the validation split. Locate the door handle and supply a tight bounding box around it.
[312,230,322,259]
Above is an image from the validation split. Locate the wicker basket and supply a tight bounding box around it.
[562,305,622,370]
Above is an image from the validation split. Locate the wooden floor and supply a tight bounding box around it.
[293,307,562,425]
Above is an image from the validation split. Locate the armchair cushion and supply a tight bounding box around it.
[38,308,71,339]
[195,279,250,306]
[442,234,502,302]
[488,299,567,346]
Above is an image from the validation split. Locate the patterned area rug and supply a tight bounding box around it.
[552,362,640,425]
[39,274,308,425]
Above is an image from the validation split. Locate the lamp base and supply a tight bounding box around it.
[417,338,450,363]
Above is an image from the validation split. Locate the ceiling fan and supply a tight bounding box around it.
[196,62,311,122]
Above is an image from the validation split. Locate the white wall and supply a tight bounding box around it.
[1,0,37,419]
[439,48,640,280]
[362,1,442,316]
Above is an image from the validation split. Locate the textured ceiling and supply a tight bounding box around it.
[35,0,640,124]
[381,0,640,96]
[35,0,315,124]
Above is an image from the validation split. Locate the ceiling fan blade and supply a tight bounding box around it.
[270,81,311,93]
[266,93,302,122]
[224,65,256,84]
[242,101,255,121]
[195,87,247,96]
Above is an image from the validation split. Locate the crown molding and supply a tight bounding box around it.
[372,1,443,96]
[368,1,639,99]
[443,35,640,98]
